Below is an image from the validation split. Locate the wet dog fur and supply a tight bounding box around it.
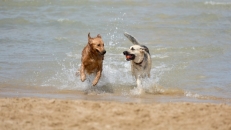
[123,32,152,88]
[79,33,106,86]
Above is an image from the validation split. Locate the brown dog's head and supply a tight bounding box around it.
[88,33,106,55]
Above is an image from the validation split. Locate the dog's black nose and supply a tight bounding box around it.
[102,50,106,55]
[123,51,128,55]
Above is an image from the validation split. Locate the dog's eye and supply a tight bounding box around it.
[97,44,100,47]
[131,47,134,50]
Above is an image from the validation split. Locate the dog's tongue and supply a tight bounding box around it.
[126,55,132,59]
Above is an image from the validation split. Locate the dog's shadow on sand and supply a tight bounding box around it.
[76,72,113,94]
[83,84,114,95]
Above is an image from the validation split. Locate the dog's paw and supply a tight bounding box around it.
[130,87,144,95]
[80,74,86,82]
[92,80,98,86]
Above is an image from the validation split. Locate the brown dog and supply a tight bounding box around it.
[79,33,106,86]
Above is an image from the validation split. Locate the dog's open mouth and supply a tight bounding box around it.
[123,51,135,61]
[125,54,135,61]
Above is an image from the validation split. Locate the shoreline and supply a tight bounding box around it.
[1,86,230,104]
[0,97,231,130]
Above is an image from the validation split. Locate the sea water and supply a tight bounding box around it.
[0,0,231,103]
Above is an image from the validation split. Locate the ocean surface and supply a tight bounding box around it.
[0,0,231,103]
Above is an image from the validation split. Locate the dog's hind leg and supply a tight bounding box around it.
[80,64,86,82]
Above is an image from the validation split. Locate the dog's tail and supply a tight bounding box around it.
[124,32,140,45]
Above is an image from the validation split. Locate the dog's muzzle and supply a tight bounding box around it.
[101,50,106,55]
[97,50,106,55]
[123,51,135,61]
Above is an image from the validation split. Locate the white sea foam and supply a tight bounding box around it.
[205,1,231,5]
[57,18,70,22]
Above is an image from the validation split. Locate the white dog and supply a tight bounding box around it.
[123,32,152,89]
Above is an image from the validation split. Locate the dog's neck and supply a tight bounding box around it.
[133,53,148,67]
[134,59,144,66]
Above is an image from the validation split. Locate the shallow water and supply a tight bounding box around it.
[0,0,231,103]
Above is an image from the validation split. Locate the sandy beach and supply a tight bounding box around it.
[0,97,230,130]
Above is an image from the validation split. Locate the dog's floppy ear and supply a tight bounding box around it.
[140,48,145,53]
[140,45,150,54]
[97,34,101,38]
[140,47,148,54]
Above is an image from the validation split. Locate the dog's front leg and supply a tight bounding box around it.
[80,64,86,82]
[92,70,101,86]
[136,76,144,94]
[136,76,143,88]
[136,75,143,89]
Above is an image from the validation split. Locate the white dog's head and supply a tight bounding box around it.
[123,45,149,64]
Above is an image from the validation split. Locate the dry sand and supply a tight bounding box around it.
[0,97,231,130]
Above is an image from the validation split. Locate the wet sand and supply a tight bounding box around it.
[0,97,231,130]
